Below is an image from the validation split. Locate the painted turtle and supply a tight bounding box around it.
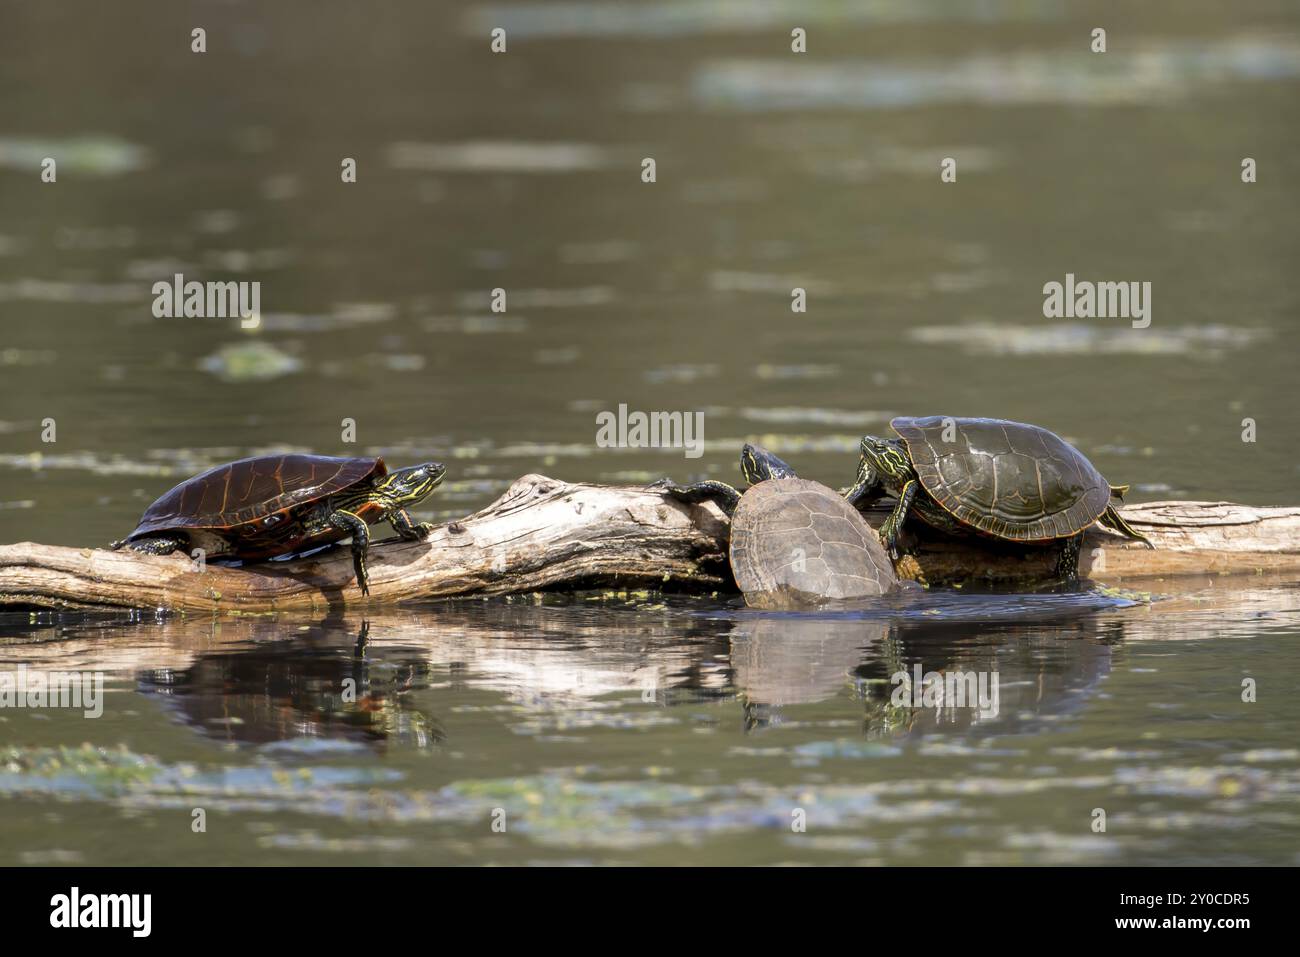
[653,444,898,608]
[844,416,1153,580]
[110,454,446,595]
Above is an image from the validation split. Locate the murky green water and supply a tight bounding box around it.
[3,591,1300,865]
[2,1,1299,864]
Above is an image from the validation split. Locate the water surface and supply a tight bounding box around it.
[2,583,1299,866]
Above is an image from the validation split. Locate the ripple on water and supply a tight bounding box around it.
[754,363,840,380]
[908,322,1269,357]
[461,0,1063,40]
[456,287,614,309]
[643,363,719,384]
[691,38,1300,111]
[738,407,892,427]
[387,141,611,174]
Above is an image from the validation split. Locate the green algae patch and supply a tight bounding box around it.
[0,744,162,796]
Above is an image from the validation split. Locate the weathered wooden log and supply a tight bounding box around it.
[904,500,1300,584]
[1,473,1298,613]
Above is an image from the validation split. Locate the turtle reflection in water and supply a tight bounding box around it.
[653,444,900,609]
[111,453,446,595]
[846,416,1154,582]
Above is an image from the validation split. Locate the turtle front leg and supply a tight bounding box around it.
[843,463,883,510]
[650,479,743,518]
[879,480,919,560]
[328,509,372,596]
[111,535,187,555]
[390,507,434,540]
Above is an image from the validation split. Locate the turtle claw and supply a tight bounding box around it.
[649,477,691,499]
[880,529,902,561]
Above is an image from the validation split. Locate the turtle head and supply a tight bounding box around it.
[856,436,912,491]
[740,443,797,485]
[376,461,446,506]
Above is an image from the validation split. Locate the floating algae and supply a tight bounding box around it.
[0,136,149,176]
[198,341,304,382]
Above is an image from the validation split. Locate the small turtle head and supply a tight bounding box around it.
[858,436,911,484]
[740,443,797,485]
[377,461,446,506]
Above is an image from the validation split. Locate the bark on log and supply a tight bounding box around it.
[1,473,1298,613]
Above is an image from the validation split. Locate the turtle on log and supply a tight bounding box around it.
[110,454,446,595]
[653,444,899,609]
[845,416,1153,581]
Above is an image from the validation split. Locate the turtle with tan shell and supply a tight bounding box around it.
[653,444,898,608]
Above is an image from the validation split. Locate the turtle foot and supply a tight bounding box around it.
[893,554,925,584]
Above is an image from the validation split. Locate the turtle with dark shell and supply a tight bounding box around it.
[653,444,898,608]
[844,416,1153,581]
[111,454,445,595]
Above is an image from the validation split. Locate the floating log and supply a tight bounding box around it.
[1,474,1298,613]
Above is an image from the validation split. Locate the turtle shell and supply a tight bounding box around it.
[730,478,897,609]
[125,454,386,545]
[892,416,1111,542]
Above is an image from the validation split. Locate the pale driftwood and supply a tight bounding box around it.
[0,474,1298,613]
[901,501,1300,584]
